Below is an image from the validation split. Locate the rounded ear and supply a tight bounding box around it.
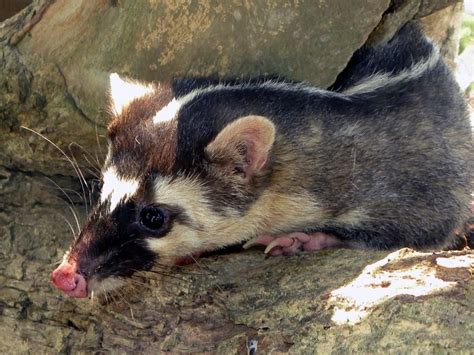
[109,73,154,115]
[205,115,276,181]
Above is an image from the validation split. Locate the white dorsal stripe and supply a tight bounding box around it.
[152,98,182,124]
[171,52,439,110]
[120,46,440,125]
[343,47,440,95]
[109,73,154,115]
[100,166,139,212]
[176,80,336,109]
[150,80,340,127]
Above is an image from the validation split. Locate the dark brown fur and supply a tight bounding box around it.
[106,84,178,177]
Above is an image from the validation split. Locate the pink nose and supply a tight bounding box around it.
[51,259,88,298]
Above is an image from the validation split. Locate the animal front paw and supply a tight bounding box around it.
[243,232,342,256]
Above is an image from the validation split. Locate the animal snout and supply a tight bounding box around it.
[51,259,88,298]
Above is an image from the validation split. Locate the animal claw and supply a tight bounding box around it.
[264,239,282,254]
[244,232,342,256]
[243,237,260,250]
[264,237,295,254]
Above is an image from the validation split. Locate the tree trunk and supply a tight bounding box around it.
[0,0,472,353]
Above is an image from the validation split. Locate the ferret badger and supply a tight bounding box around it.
[52,23,471,298]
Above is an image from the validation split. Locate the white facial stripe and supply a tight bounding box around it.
[146,224,201,257]
[101,167,139,212]
[145,176,214,260]
[152,98,182,124]
[109,73,154,115]
[153,175,211,222]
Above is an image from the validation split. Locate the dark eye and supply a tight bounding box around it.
[140,206,165,230]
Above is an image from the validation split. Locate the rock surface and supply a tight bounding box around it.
[0,0,472,353]
[16,0,390,123]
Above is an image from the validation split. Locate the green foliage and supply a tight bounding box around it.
[460,13,474,54]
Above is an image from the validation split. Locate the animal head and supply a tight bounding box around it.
[51,74,277,298]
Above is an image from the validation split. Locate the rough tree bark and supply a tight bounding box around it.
[0,0,472,353]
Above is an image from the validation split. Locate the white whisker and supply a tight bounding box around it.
[95,124,105,166]
[67,143,90,215]
[44,177,82,234]
[58,212,78,239]
[20,126,91,217]
[68,141,103,173]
